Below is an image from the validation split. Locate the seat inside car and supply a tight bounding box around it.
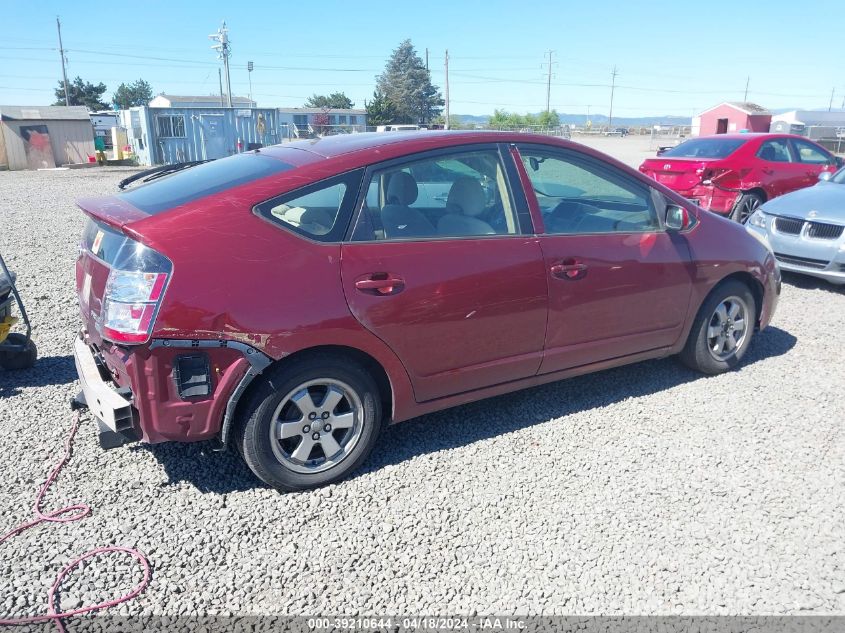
[759,145,777,161]
[381,171,437,239]
[437,176,495,236]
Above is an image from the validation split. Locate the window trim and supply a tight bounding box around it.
[514,143,663,236]
[346,143,531,243]
[253,169,365,243]
[156,114,186,139]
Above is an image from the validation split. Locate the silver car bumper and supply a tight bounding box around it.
[73,336,135,433]
[747,221,845,285]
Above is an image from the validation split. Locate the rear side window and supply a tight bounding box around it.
[255,170,363,242]
[661,138,746,159]
[756,139,793,163]
[120,153,293,214]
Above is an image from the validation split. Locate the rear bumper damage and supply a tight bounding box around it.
[72,332,271,448]
[679,185,739,215]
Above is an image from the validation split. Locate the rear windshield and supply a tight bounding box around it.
[119,153,293,214]
[661,138,746,159]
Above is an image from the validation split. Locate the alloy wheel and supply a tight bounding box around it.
[737,196,761,224]
[706,296,750,361]
[269,379,364,474]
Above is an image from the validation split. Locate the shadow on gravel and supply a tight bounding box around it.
[781,272,845,295]
[141,326,796,493]
[0,354,77,397]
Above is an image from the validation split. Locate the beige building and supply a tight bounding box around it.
[0,105,95,170]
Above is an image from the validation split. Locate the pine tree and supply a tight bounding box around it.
[375,40,443,124]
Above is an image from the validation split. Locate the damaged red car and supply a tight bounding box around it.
[639,133,841,223]
[74,132,780,491]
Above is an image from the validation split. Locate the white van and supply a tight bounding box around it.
[376,124,426,132]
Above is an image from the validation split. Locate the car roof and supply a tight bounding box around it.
[691,133,805,141]
[259,130,533,160]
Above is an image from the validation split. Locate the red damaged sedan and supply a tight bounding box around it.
[639,133,840,223]
[74,132,780,490]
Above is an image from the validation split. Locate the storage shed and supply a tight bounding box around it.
[0,105,95,170]
[119,106,281,166]
[695,102,771,136]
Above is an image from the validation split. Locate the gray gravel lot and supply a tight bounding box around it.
[0,165,843,620]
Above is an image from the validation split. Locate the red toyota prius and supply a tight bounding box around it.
[74,132,780,490]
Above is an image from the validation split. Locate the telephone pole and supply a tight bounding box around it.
[209,22,232,107]
[56,16,70,106]
[829,87,836,112]
[743,76,750,101]
[544,50,555,115]
[608,66,618,128]
[247,61,254,104]
[218,68,224,107]
[444,50,450,130]
[425,48,429,71]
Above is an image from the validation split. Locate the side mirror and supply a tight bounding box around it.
[665,205,690,231]
[818,171,832,182]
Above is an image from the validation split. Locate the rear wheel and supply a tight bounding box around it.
[237,354,382,491]
[680,280,756,375]
[730,192,763,224]
[0,333,37,371]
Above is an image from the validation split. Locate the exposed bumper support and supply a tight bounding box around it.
[73,336,135,434]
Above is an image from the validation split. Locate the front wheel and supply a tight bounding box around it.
[237,354,383,491]
[680,280,756,375]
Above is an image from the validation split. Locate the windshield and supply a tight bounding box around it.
[660,138,746,159]
[833,166,845,184]
[120,153,293,214]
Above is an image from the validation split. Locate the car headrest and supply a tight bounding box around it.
[446,176,486,217]
[760,146,776,161]
[386,171,418,206]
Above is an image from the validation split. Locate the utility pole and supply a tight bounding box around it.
[56,16,70,106]
[425,48,429,71]
[544,50,555,115]
[829,87,836,112]
[444,49,450,130]
[609,66,618,128]
[743,76,750,102]
[247,61,254,104]
[218,68,224,107]
[209,21,232,107]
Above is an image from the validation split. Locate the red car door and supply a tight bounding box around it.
[514,144,693,374]
[790,138,839,189]
[341,146,548,403]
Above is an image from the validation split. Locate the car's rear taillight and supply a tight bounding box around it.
[99,241,171,345]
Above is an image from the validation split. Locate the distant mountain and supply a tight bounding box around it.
[455,112,692,127]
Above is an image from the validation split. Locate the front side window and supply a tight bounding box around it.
[792,139,831,165]
[518,147,658,234]
[156,115,185,138]
[351,149,519,241]
[256,171,362,242]
[757,139,793,163]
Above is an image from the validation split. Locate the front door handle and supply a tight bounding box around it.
[550,259,588,280]
[354,273,405,295]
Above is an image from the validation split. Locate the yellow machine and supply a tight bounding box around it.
[0,253,37,370]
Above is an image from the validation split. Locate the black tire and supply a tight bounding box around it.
[0,334,37,371]
[730,192,764,224]
[237,354,382,491]
[680,280,756,375]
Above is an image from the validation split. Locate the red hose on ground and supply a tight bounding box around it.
[0,412,151,632]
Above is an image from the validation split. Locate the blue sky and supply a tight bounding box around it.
[1,0,842,118]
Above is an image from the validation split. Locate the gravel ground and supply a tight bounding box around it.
[0,166,843,622]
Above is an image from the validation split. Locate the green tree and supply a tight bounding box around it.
[432,114,465,129]
[365,88,399,126]
[376,40,443,124]
[536,110,561,128]
[53,76,109,110]
[304,92,354,109]
[113,79,153,109]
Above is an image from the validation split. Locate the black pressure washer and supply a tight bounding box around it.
[0,252,37,370]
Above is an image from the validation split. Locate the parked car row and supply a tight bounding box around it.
[73,131,779,491]
[639,133,844,285]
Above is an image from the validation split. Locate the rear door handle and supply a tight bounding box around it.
[354,273,405,295]
[550,260,588,280]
